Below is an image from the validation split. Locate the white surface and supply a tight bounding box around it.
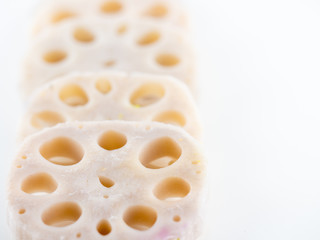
[1,0,320,239]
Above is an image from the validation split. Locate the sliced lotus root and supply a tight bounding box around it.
[32,0,189,34]
[21,17,195,99]
[19,71,201,140]
[8,121,206,240]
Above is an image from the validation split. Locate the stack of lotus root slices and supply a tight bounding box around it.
[7,0,207,239]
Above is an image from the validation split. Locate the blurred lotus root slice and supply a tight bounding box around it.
[22,17,195,99]
[8,121,206,240]
[32,0,189,34]
[19,71,202,140]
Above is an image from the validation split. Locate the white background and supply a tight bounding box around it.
[1,0,320,239]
